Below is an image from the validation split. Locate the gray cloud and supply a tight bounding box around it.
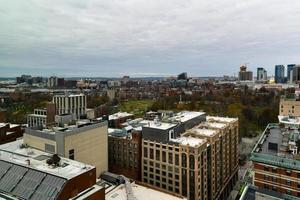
[0,0,300,77]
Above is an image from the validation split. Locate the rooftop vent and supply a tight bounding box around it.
[46,154,61,167]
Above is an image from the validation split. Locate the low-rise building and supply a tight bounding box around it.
[0,140,105,200]
[279,94,300,117]
[108,128,142,181]
[109,112,134,128]
[23,120,108,177]
[27,103,55,128]
[251,124,300,199]
[0,123,24,145]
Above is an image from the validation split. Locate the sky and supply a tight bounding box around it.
[0,0,300,77]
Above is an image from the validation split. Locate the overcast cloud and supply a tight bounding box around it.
[0,0,300,77]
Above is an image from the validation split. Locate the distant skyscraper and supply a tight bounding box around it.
[256,67,267,81]
[287,64,296,83]
[177,72,187,80]
[238,65,253,81]
[292,65,300,83]
[275,65,285,83]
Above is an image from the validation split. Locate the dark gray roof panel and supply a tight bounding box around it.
[0,160,67,200]
[0,165,28,193]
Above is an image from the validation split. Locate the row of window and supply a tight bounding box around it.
[264,166,300,178]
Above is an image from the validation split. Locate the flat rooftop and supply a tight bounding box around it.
[54,93,85,97]
[106,183,186,200]
[0,140,95,180]
[188,128,218,137]
[169,111,205,123]
[206,116,237,123]
[278,115,300,126]
[253,125,299,158]
[203,122,227,129]
[25,120,106,137]
[251,124,300,171]
[171,136,206,147]
[109,112,133,120]
[0,123,20,129]
[143,120,177,130]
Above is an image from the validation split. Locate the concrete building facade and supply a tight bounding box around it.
[23,120,108,177]
[53,94,87,119]
[279,95,300,117]
[239,66,253,81]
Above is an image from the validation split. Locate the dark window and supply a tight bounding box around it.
[272,168,277,173]
[169,152,173,164]
[264,166,269,171]
[156,150,160,161]
[150,149,154,159]
[162,151,166,162]
[175,154,179,165]
[69,149,74,160]
[144,147,148,157]
[286,170,292,176]
[264,184,269,189]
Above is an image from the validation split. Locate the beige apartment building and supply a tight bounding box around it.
[186,116,239,200]
[142,136,208,200]
[279,95,300,117]
[141,112,239,200]
[23,120,108,177]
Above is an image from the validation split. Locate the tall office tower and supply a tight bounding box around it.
[24,120,108,177]
[52,93,87,119]
[287,64,296,83]
[141,111,239,200]
[292,65,300,83]
[238,65,253,81]
[256,67,267,81]
[48,76,65,88]
[275,65,285,83]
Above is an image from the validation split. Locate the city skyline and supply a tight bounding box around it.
[1,0,300,77]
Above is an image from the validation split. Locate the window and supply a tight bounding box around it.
[150,149,154,159]
[144,147,148,157]
[286,170,292,176]
[272,168,277,173]
[69,149,74,160]
[264,166,269,171]
[156,150,160,161]
[162,151,166,162]
[169,152,173,164]
[264,184,269,189]
[286,180,291,186]
[272,186,277,191]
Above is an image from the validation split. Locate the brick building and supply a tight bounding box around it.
[0,123,24,145]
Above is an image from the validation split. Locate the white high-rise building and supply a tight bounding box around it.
[53,94,87,119]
